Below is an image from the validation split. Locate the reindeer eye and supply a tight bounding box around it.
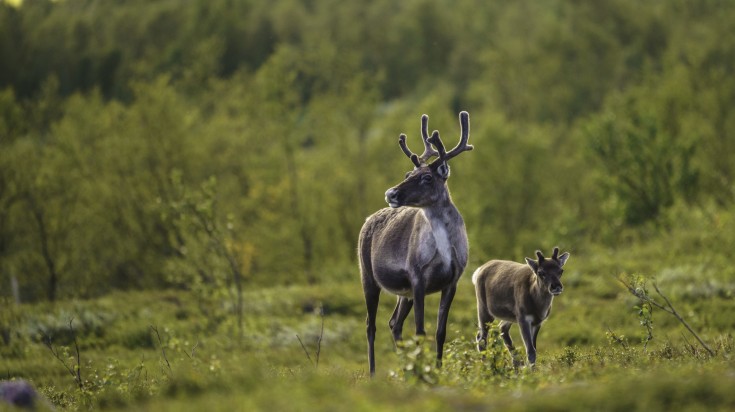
[421,174,433,183]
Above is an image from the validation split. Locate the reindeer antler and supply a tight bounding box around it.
[552,247,560,261]
[427,111,473,164]
[398,114,440,167]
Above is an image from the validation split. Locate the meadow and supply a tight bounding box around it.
[3,236,735,410]
[2,0,735,410]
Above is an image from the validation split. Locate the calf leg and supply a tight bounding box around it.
[499,320,514,352]
[532,324,541,351]
[476,307,494,352]
[518,317,537,366]
[389,297,413,345]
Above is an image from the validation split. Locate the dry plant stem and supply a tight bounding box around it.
[296,306,325,368]
[150,325,172,373]
[69,319,82,388]
[316,307,324,368]
[296,334,314,366]
[42,318,84,390]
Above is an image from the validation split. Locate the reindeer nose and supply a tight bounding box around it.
[551,285,563,295]
[385,188,400,208]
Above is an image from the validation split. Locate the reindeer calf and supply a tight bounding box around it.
[472,247,570,366]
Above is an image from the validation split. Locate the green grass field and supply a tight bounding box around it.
[2,247,734,411]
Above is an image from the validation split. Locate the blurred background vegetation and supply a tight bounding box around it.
[1,0,734,303]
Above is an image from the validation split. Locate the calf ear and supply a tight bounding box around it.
[558,252,570,267]
[525,257,539,273]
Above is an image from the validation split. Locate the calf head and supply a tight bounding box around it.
[525,247,570,296]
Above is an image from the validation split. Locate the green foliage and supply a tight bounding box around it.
[0,272,732,411]
[1,2,735,408]
[391,336,440,385]
[585,93,698,225]
[2,0,735,298]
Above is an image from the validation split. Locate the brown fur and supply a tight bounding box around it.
[472,247,570,366]
[359,112,473,376]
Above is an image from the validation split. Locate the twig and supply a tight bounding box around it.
[315,306,324,368]
[606,327,629,349]
[191,340,199,359]
[680,332,697,356]
[150,325,172,373]
[618,276,714,357]
[41,318,84,390]
[69,319,82,389]
[296,334,314,366]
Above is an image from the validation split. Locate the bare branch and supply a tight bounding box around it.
[652,283,715,357]
[296,334,314,366]
[41,319,84,391]
[618,275,714,357]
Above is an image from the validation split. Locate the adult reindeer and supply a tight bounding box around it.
[358,111,473,376]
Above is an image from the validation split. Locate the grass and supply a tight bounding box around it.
[2,249,734,411]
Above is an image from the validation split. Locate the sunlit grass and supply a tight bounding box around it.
[2,246,734,411]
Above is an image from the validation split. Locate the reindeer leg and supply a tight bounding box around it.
[435,284,457,367]
[389,297,413,346]
[532,324,541,351]
[411,280,426,337]
[363,283,381,377]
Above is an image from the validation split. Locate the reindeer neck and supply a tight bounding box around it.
[530,276,554,303]
[420,193,461,232]
[419,191,466,268]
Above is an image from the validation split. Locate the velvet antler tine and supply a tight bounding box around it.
[398,133,421,168]
[398,134,412,158]
[427,130,446,158]
[433,111,473,164]
[418,114,439,163]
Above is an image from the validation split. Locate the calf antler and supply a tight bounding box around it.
[536,250,545,262]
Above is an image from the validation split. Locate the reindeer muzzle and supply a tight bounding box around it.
[385,188,401,208]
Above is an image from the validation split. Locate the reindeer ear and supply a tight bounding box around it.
[436,162,450,179]
[557,252,570,267]
[525,257,539,273]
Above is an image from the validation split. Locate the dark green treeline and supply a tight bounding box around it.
[1,0,734,301]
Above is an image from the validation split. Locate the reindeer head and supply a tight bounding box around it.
[525,247,570,296]
[385,112,473,208]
